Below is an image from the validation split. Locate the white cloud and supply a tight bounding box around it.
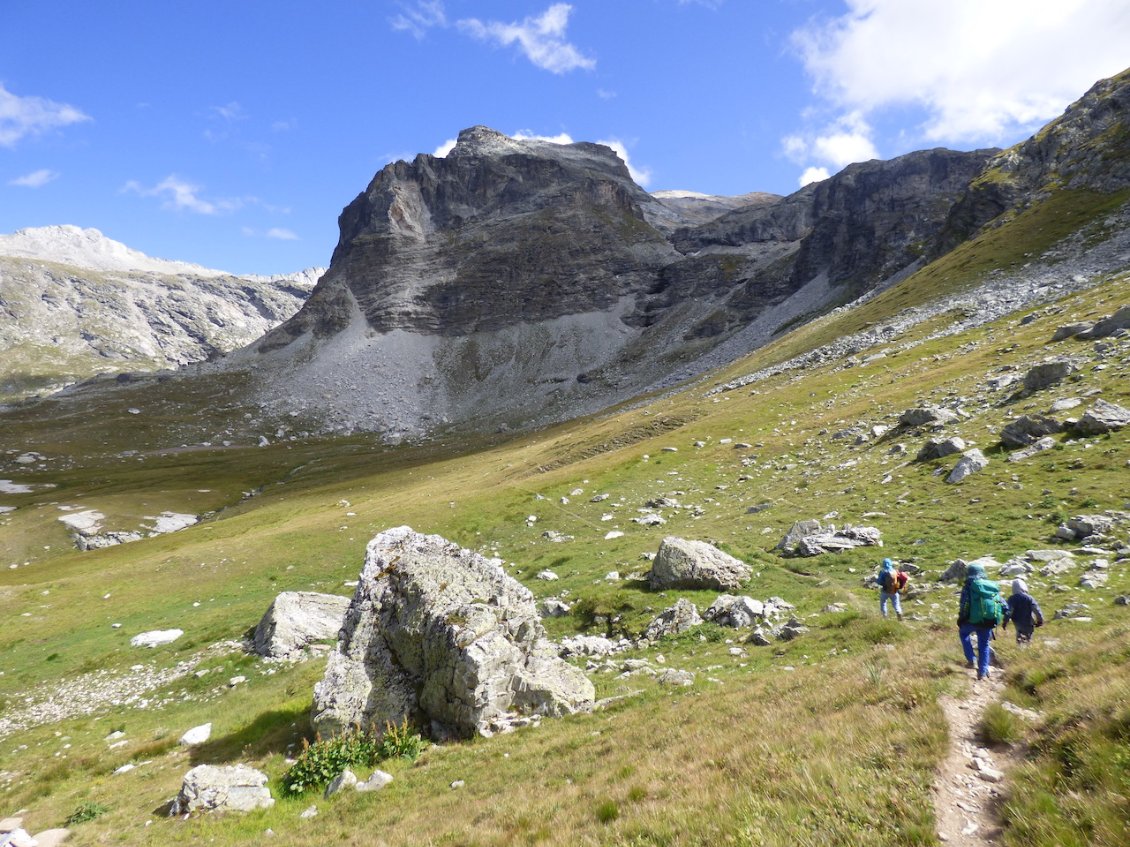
[597,88,617,100]
[266,227,298,241]
[0,84,90,147]
[811,130,878,169]
[512,130,575,145]
[791,0,1130,145]
[122,175,241,215]
[458,3,595,74]
[433,137,457,157]
[9,168,60,188]
[799,166,830,187]
[391,0,447,39]
[211,101,245,122]
[597,138,652,187]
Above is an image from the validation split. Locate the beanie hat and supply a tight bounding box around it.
[1012,578,1027,595]
[965,562,986,580]
[882,558,893,569]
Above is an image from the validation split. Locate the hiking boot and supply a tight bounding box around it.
[896,612,903,622]
[965,659,975,669]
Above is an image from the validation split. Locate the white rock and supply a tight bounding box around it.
[354,770,393,792]
[324,768,357,798]
[179,723,212,747]
[130,629,184,648]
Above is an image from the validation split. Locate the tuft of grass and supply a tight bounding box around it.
[980,702,1022,745]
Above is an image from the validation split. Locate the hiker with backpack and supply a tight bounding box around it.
[957,562,1004,680]
[877,557,907,621]
[1003,578,1044,644]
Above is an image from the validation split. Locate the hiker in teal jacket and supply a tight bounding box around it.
[957,562,1004,680]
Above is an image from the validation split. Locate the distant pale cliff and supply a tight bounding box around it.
[0,227,322,401]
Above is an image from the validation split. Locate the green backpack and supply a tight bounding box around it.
[968,579,1003,626]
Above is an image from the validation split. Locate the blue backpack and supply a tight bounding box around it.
[968,579,1003,626]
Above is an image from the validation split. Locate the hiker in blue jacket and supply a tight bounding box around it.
[877,557,903,621]
[957,562,1004,680]
[1003,578,1044,644]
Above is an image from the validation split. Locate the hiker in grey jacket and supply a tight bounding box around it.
[1003,578,1044,644]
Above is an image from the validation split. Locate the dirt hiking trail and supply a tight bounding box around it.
[933,676,1017,845]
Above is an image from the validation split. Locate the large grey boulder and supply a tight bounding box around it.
[170,764,274,815]
[899,405,958,427]
[916,437,965,461]
[311,527,594,739]
[252,591,351,659]
[777,521,882,557]
[1079,305,1130,339]
[642,599,702,641]
[647,537,751,590]
[946,449,989,483]
[1071,399,1130,435]
[1000,415,1062,449]
[704,595,769,628]
[1008,435,1056,462]
[1023,359,1077,392]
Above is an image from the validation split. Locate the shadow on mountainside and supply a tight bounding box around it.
[189,702,310,766]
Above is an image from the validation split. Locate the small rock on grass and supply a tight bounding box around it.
[355,770,393,792]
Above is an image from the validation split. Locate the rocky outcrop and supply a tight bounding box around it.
[311,527,594,739]
[252,591,351,659]
[170,764,274,815]
[647,537,751,590]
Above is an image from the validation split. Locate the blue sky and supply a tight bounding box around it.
[2,0,1128,275]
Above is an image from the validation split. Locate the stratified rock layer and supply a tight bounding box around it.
[312,527,594,738]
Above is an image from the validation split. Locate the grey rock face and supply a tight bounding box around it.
[170,764,274,815]
[1000,415,1062,448]
[311,527,594,739]
[1071,399,1130,435]
[642,599,702,641]
[916,437,966,461]
[946,449,989,483]
[647,537,751,590]
[252,591,351,659]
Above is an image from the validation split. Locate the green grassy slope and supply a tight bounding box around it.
[0,217,1128,844]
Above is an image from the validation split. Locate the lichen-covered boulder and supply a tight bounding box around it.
[252,591,351,659]
[311,527,594,739]
[648,537,751,591]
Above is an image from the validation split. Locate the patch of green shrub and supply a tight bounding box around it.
[66,801,109,825]
[377,718,426,761]
[281,720,425,796]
